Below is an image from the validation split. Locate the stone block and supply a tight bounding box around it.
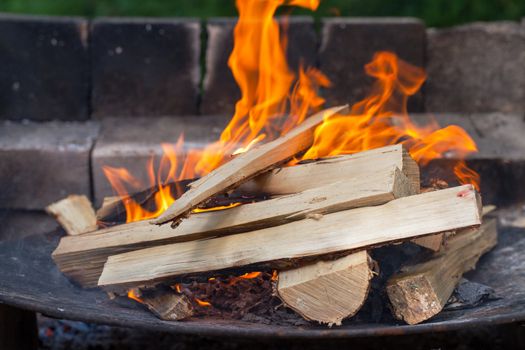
[319,18,426,111]
[410,113,525,205]
[91,115,228,205]
[0,120,99,209]
[91,18,201,118]
[201,16,318,115]
[0,14,89,121]
[426,22,525,113]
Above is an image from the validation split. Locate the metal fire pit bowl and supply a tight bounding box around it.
[0,217,524,339]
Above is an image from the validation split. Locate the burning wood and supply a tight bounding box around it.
[53,145,415,287]
[239,144,420,195]
[46,195,97,236]
[48,141,494,326]
[97,185,481,292]
[95,196,121,221]
[151,105,349,226]
[277,251,374,326]
[386,218,497,325]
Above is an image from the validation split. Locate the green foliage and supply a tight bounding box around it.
[0,0,524,27]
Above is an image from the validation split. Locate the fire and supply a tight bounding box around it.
[108,0,479,228]
[104,0,325,224]
[103,138,188,223]
[300,52,480,190]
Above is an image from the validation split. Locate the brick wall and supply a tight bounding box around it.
[0,14,524,213]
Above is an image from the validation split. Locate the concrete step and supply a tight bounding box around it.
[0,120,99,209]
[91,115,228,205]
[90,113,525,207]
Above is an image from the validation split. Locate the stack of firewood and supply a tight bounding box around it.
[48,105,496,326]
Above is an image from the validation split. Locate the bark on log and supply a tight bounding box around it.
[152,105,349,225]
[98,185,481,292]
[277,251,374,326]
[46,195,97,235]
[386,218,497,325]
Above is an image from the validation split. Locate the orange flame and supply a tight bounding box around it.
[239,271,262,279]
[300,52,479,190]
[103,1,479,224]
[102,0,325,223]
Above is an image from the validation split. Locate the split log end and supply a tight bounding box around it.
[277,251,374,326]
[46,195,97,236]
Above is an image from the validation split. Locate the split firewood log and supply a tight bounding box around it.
[277,251,374,326]
[386,218,497,325]
[46,195,97,236]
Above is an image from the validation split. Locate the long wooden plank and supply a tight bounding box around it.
[239,144,420,195]
[98,185,482,291]
[386,218,497,325]
[410,205,496,251]
[152,105,349,225]
[53,165,412,288]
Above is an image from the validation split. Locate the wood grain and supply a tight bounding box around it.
[98,185,481,291]
[46,195,97,236]
[277,251,373,326]
[54,148,413,288]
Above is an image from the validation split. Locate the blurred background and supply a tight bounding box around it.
[1,0,525,27]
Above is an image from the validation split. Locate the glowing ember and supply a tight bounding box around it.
[239,271,262,279]
[194,298,212,307]
[271,270,278,281]
[104,0,479,224]
[192,202,242,213]
[127,289,143,304]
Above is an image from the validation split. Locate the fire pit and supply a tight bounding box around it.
[1,1,525,348]
[0,216,524,338]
